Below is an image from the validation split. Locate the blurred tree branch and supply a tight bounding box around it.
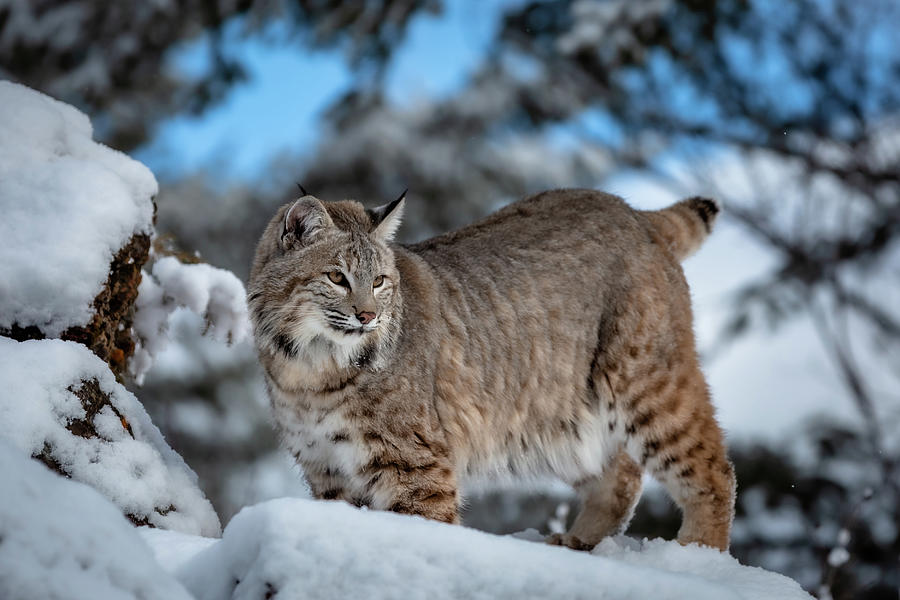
[0,0,441,149]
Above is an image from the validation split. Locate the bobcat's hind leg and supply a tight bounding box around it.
[547,450,643,551]
[638,366,736,551]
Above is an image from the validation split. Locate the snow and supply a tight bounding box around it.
[557,0,671,56]
[131,256,251,384]
[0,81,157,337]
[142,497,813,600]
[137,527,220,573]
[836,528,850,546]
[826,548,850,568]
[0,336,220,536]
[151,257,250,342]
[592,537,812,599]
[0,439,192,600]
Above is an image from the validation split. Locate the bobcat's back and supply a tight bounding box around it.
[399,190,715,480]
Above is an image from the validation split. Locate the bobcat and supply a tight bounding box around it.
[248,189,736,551]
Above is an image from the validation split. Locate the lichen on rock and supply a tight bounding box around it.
[3,232,151,377]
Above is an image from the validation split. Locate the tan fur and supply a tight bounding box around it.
[248,189,736,550]
[642,197,720,261]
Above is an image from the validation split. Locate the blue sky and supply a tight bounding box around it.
[136,1,517,182]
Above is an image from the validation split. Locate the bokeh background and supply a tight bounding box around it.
[2,1,898,597]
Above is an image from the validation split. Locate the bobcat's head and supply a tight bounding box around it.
[248,194,405,368]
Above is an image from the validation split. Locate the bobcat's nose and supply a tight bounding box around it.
[356,311,376,325]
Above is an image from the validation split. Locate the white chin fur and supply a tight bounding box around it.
[297,317,372,363]
[261,309,374,369]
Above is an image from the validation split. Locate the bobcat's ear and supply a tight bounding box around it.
[369,190,406,242]
[282,196,333,248]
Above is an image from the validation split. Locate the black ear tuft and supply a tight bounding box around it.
[367,190,407,242]
[296,182,309,196]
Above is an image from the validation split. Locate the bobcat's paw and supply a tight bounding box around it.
[545,532,595,552]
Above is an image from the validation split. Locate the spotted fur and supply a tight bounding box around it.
[249,189,736,550]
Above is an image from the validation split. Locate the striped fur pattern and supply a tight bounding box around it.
[248,189,735,550]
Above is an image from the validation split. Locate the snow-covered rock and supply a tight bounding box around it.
[143,497,813,600]
[0,80,156,373]
[0,336,220,536]
[0,440,193,600]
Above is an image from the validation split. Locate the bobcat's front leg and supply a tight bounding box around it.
[380,471,460,524]
[362,429,460,524]
[547,450,643,550]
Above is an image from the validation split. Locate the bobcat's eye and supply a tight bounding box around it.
[373,275,384,288]
[327,271,348,287]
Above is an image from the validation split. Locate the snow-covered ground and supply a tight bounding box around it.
[141,499,809,600]
[140,498,812,600]
[1,434,814,599]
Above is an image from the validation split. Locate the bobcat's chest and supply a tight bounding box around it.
[271,390,368,488]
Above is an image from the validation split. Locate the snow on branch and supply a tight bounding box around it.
[131,256,251,385]
[557,0,671,56]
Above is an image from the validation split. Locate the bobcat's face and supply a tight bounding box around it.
[288,228,399,349]
[248,195,404,363]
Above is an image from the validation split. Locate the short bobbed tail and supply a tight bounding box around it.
[642,197,719,261]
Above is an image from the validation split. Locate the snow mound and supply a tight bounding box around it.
[592,536,812,598]
[0,80,156,337]
[0,336,220,536]
[144,498,813,600]
[131,256,251,384]
[0,440,192,600]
